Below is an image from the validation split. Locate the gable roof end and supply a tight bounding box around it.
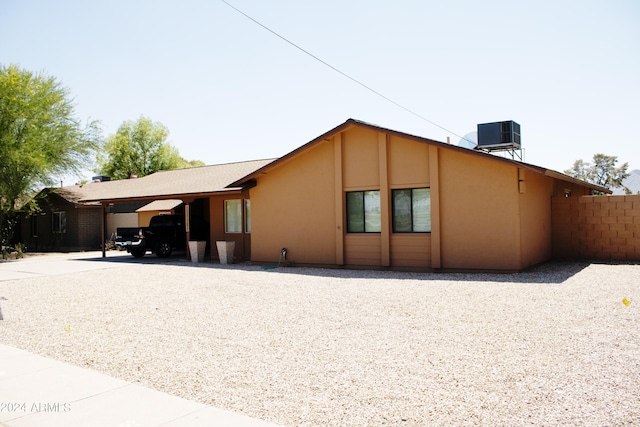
[227,118,611,194]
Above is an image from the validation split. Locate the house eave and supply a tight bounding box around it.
[82,188,245,205]
[543,170,612,194]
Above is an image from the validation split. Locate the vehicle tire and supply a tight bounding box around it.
[156,241,172,258]
[130,248,145,258]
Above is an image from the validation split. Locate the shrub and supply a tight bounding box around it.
[14,243,25,259]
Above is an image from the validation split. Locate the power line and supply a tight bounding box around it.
[221,0,470,144]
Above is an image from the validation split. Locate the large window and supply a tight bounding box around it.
[52,211,66,234]
[224,200,242,233]
[346,191,381,233]
[225,199,251,234]
[392,188,431,233]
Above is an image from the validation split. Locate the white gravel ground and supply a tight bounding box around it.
[0,258,639,426]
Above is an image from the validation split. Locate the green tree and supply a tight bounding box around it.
[0,64,100,246]
[97,116,203,179]
[565,154,630,194]
[180,159,206,168]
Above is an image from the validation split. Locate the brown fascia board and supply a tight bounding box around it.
[226,119,357,187]
[89,188,245,205]
[543,170,612,194]
[227,117,527,187]
[360,121,612,194]
[228,118,609,193]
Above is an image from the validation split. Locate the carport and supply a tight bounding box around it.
[136,199,184,226]
[100,195,210,260]
[78,159,275,261]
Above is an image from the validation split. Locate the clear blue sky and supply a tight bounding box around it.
[1,0,638,184]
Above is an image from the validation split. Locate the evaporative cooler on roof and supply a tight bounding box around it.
[477,121,521,150]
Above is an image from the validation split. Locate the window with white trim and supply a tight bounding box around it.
[392,188,431,233]
[346,191,381,233]
[224,200,242,233]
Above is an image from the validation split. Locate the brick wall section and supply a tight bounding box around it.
[75,207,103,249]
[552,194,640,261]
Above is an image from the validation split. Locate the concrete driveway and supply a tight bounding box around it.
[0,251,179,282]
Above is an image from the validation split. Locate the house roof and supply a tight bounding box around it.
[79,159,276,204]
[228,118,611,194]
[51,185,102,206]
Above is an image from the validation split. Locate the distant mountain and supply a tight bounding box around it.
[612,169,640,195]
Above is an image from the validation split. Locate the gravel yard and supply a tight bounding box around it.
[0,258,638,426]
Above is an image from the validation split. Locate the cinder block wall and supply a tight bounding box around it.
[552,194,640,261]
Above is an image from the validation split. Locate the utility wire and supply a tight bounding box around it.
[221,0,470,144]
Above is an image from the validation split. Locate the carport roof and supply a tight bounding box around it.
[136,199,183,212]
[79,159,276,204]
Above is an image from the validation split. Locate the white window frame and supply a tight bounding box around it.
[224,200,242,234]
[346,190,381,233]
[392,188,431,233]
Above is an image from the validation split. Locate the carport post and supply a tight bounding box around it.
[101,203,107,258]
[185,201,191,260]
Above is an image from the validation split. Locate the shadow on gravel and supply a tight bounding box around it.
[76,252,602,284]
[249,261,596,284]
[71,250,190,265]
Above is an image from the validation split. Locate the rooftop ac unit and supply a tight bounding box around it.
[477,121,521,149]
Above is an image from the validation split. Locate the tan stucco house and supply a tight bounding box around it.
[74,118,616,271]
[228,119,608,271]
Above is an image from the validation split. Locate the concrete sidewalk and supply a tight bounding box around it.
[0,344,280,427]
